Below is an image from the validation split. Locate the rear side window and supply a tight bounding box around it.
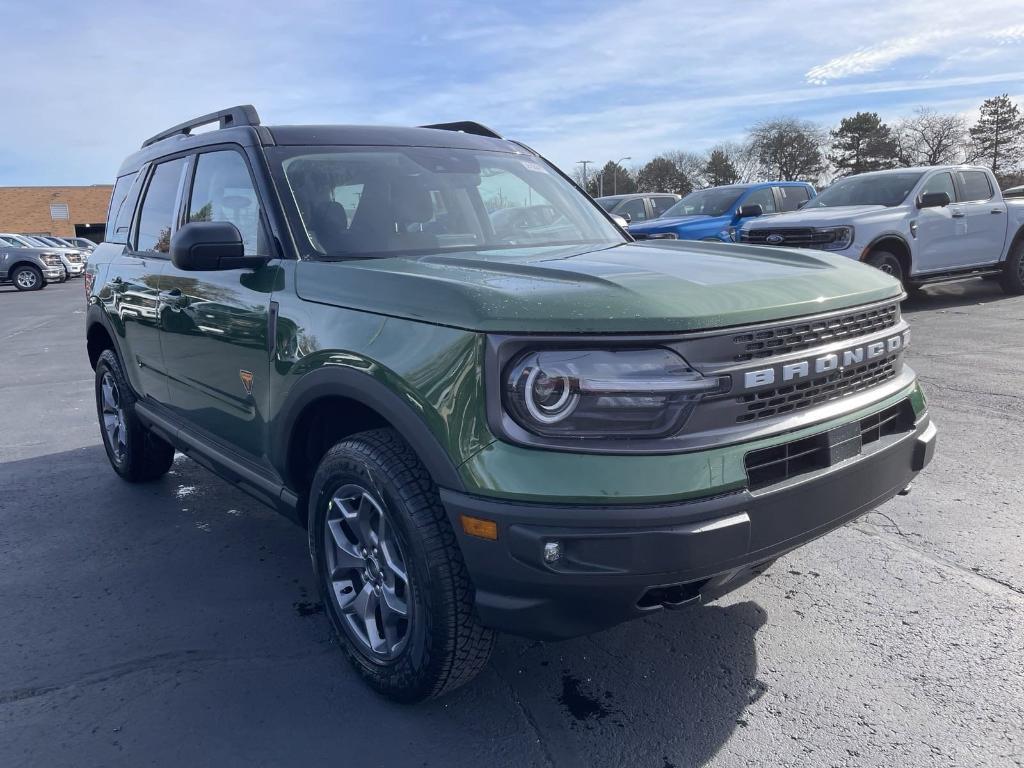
[135,158,187,253]
[187,150,266,256]
[105,172,138,244]
[777,186,810,212]
[957,170,993,202]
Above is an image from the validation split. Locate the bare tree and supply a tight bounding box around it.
[894,107,969,166]
[748,118,826,182]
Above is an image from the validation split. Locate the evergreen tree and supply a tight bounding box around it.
[970,94,1024,182]
[828,112,898,177]
[703,149,739,186]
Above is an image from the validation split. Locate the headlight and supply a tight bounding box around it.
[503,348,728,439]
[816,226,854,251]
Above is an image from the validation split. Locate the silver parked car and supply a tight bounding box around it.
[5,234,86,279]
[0,236,64,290]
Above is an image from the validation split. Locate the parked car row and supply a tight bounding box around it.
[622,167,1024,296]
[0,233,96,291]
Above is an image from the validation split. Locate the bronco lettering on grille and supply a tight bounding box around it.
[743,331,908,389]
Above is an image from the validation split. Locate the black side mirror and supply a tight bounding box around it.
[737,204,764,218]
[170,222,266,271]
[917,191,951,209]
[621,213,632,223]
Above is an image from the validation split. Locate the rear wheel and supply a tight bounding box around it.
[999,240,1024,295]
[12,265,43,291]
[309,428,494,702]
[94,349,175,482]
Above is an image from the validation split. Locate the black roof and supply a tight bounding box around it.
[117,105,521,176]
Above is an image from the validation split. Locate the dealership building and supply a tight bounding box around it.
[0,185,113,243]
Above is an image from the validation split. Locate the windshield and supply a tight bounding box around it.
[270,147,623,258]
[661,187,746,218]
[809,172,923,208]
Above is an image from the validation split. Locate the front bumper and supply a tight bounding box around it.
[43,267,64,281]
[66,263,85,276]
[443,413,935,640]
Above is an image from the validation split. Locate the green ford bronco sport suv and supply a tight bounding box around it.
[86,106,935,702]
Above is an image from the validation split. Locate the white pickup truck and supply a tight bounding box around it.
[740,165,1024,295]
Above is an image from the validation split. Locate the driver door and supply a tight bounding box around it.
[158,147,280,465]
[913,171,962,274]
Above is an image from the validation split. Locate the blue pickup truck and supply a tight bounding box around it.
[628,181,816,242]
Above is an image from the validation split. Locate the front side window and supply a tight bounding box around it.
[136,158,186,253]
[188,150,265,255]
[744,187,777,214]
[662,187,746,218]
[777,186,810,212]
[956,170,993,202]
[271,146,622,258]
[651,196,677,216]
[920,172,956,204]
[617,198,648,222]
[809,172,923,208]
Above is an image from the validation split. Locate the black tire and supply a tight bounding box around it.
[11,265,44,291]
[865,250,905,285]
[94,349,175,482]
[309,428,494,703]
[999,240,1024,295]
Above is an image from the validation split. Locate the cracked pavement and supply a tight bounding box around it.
[1,279,1021,767]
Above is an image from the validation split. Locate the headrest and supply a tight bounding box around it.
[392,181,434,224]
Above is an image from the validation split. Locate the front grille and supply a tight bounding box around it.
[736,358,898,423]
[741,228,835,248]
[744,400,915,490]
[732,303,899,362]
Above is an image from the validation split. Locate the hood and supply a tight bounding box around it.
[628,215,721,233]
[746,205,893,229]
[294,241,902,334]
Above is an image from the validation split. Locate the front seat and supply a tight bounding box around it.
[308,201,351,254]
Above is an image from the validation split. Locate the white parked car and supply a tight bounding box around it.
[740,166,1024,294]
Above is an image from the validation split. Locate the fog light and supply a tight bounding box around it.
[543,541,562,563]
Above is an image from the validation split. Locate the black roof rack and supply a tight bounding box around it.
[419,121,503,140]
[141,105,261,148]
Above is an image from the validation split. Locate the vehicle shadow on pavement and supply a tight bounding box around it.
[902,278,1015,313]
[479,599,768,767]
[0,444,766,768]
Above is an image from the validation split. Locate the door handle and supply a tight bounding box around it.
[159,288,187,308]
[950,211,965,218]
[991,208,1003,214]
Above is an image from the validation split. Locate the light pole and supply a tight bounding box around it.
[613,156,631,195]
[576,160,594,193]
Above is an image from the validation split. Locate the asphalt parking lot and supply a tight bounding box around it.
[1,278,1022,768]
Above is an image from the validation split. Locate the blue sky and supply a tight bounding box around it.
[1,0,1022,185]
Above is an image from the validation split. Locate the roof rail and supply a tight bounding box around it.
[141,105,261,148]
[420,121,503,140]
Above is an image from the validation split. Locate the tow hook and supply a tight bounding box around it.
[898,483,913,496]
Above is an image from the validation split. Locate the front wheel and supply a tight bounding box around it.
[1000,240,1024,295]
[12,265,44,291]
[865,250,905,285]
[309,428,494,702]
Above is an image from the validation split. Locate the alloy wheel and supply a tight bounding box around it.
[324,484,412,661]
[100,372,127,461]
[15,270,38,289]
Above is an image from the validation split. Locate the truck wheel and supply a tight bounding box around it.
[12,265,44,291]
[94,349,175,482]
[865,251,905,285]
[309,428,494,702]
[999,240,1024,295]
